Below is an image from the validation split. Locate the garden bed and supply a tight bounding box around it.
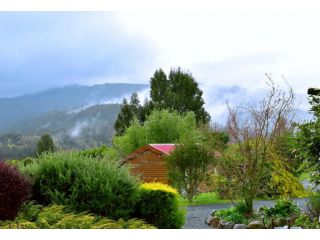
[205,198,320,229]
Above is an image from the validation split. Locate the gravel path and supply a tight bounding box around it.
[183,198,308,229]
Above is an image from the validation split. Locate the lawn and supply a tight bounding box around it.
[178,192,229,206]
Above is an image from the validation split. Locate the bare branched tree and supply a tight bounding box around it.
[218,74,295,216]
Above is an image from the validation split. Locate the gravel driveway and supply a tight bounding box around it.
[183,198,308,229]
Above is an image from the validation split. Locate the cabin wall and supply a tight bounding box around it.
[126,150,169,184]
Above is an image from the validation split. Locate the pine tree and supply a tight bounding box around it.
[114,67,211,136]
[114,98,134,136]
[37,134,55,155]
[150,69,168,109]
[150,67,210,124]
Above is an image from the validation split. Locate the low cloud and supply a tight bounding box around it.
[0,12,156,97]
[69,121,89,138]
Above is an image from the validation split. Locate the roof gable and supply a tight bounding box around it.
[123,144,176,164]
[149,144,176,155]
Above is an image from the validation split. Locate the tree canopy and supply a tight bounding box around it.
[37,134,55,156]
[113,109,201,156]
[166,142,215,203]
[114,67,211,136]
[293,90,320,188]
[217,77,296,216]
[114,93,143,136]
[150,68,210,124]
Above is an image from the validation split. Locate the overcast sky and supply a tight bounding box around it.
[0,11,319,101]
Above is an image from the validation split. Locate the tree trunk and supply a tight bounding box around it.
[245,198,253,217]
[187,192,194,204]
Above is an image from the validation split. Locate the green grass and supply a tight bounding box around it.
[178,192,229,206]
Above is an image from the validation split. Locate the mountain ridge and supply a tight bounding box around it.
[0,82,149,134]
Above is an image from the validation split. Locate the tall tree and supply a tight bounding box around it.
[293,88,320,188]
[149,68,210,124]
[130,92,141,117]
[166,142,214,203]
[167,68,210,124]
[217,76,295,216]
[37,134,55,155]
[114,67,211,136]
[150,69,168,109]
[114,98,135,136]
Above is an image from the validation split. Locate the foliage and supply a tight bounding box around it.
[22,151,139,220]
[292,92,320,187]
[150,68,210,124]
[114,96,139,136]
[140,182,178,195]
[294,213,320,229]
[262,198,301,219]
[166,142,215,203]
[114,68,211,136]
[273,129,302,175]
[306,192,320,220]
[218,77,295,216]
[0,133,39,160]
[208,130,229,150]
[267,155,306,198]
[37,134,55,155]
[78,145,119,161]
[215,203,248,224]
[113,109,201,155]
[0,204,155,229]
[134,182,185,229]
[18,201,42,222]
[0,161,31,220]
[218,149,306,199]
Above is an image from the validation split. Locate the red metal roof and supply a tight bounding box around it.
[149,144,176,155]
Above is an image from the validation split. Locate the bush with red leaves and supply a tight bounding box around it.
[0,161,31,220]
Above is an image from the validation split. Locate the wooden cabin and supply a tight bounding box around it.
[122,144,176,184]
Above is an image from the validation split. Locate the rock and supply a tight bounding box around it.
[210,216,220,228]
[210,209,217,216]
[205,215,213,225]
[290,226,302,229]
[218,220,226,229]
[248,220,264,229]
[274,226,288,229]
[224,222,235,229]
[274,218,287,227]
[233,224,248,229]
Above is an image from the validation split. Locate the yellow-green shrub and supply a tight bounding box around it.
[140,182,178,195]
[0,204,155,229]
[268,158,306,198]
[134,182,185,229]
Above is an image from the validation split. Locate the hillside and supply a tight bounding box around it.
[0,104,121,159]
[0,82,148,134]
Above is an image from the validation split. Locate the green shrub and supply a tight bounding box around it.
[294,213,320,229]
[134,182,185,229]
[0,204,155,229]
[263,198,301,219]
[233,201,248,215]
[307,192,320,220]
[215,205,247,224]
[18,201,42,222]
[22,151,139,220]
[79,145,119,161]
